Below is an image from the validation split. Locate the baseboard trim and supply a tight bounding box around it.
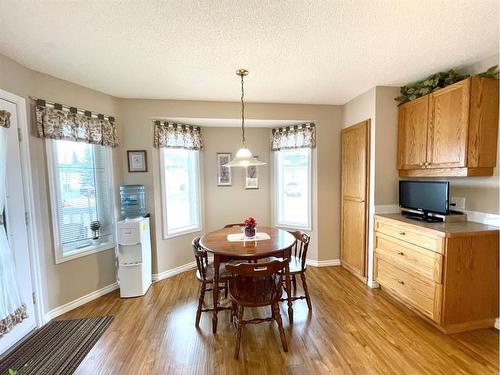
[495,318,500,330]
[152,261,197,282]
[306,259,341,267]
[45,282,119,322]
[367,279,380,289]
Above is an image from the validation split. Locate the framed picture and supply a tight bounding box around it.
[217,153,232,186]
[127,150,147,172]
[245,163,259,189]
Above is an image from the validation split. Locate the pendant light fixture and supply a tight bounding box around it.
[224,69,266,167]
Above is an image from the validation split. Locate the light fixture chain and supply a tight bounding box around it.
[241,73,245,145]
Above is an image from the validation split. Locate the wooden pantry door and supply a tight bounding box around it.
[341,120,370,278]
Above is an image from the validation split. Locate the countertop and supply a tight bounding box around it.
[375,213,499,237]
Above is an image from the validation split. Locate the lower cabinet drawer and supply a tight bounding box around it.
[375,257,442,322]
[375,220,442,253]
[375,233,442,283]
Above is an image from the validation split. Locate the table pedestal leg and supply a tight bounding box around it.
[212,255,220,334]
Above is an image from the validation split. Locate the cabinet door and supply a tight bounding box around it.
[427,79,470,168]
[398,96,429,169]
[341,121,369,277]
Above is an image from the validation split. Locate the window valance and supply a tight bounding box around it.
[153,121,203,150]
[35,100,118,147]
[0,110,10,128]
[271,122,316,151]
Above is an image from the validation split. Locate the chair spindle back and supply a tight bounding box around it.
[192,237,209,281]
[289,231,310,270]
[226,258,286,303]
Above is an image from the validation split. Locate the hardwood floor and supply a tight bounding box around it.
[58,266,499,374]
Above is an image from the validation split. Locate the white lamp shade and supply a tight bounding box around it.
[223,147,266,167]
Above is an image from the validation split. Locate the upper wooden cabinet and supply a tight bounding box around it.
[398,77,499,177]
[398,95,429,169]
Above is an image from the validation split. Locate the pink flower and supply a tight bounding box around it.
[244,217,256,227]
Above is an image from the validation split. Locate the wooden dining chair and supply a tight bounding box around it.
[280,231,312,310]
[223,223,245,228]
[192,237,232,327]
[226,258,288,359]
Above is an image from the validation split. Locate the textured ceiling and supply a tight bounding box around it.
[0,1,498,104]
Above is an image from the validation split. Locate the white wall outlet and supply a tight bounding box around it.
[450,197,466,211]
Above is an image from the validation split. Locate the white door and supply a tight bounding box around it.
[0,98,37,355]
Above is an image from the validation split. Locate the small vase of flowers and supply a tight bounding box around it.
[244,217,256,238]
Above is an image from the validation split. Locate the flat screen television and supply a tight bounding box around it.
[399,180,449,216]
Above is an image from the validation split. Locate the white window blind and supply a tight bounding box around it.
[161,148,201,238]
[275,148,312,230]
[48,140,114,262]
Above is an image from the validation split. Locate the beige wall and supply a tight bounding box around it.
[0,54,121,311]
[374,87,400,206]
[202,127,272,232]
[342,88,376,129]
[118,99,342,274]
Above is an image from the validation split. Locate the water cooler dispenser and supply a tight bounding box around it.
[117,185,151,298]
[117,217,152,297]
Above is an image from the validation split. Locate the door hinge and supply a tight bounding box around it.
[32,292,36,305]
[25,212,30,226]
[17,128,22,142]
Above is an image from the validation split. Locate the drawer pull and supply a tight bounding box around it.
[398,251,405,256]
[397,280,405,285]
[399,232,406,236]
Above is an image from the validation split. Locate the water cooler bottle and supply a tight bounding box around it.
[116,217,152,298]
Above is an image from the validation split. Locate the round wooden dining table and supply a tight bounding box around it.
[200,226,296,334]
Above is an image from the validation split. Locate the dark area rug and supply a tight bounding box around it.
[0,316,113,375]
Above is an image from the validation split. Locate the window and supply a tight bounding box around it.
[160,148,201,238]
[275,148,312,230]
[47,140,115,263]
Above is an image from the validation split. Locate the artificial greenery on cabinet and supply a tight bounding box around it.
[395,65,499,105]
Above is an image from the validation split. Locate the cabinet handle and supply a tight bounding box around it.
[398,251,405,256]
[419,162,424,167]
[399,232,406,236]
[397,280,405,285]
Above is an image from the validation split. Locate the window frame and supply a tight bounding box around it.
[46,139,116,264]
[160,147,202,239]
[274,148,312,231]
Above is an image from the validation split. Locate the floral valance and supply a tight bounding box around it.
[153,121,203,150]
[35,101,118,147]
[271,122,316,151]
[0,304,27,337]
[0,110,11,128]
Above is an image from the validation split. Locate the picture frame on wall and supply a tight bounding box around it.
[245,163,259,189]
[127,150,147,172]
[217,153,232,186]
